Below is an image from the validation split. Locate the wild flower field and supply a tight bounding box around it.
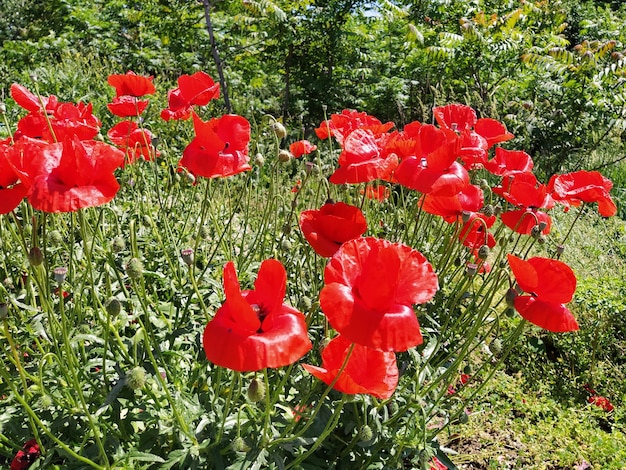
[0,71,624,469]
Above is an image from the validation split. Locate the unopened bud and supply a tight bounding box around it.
[489,339,503,355]
[183,170,196,185]
[271,121,287,139]
[531,225,542,239]
[254,153,265,166]
[482,204,494,217]
[305,161,315,174]
[126,258,144,280]
[0,102,5,114]
[358,425,374,443]
[479,179,490,191]
[505,288,517,307]
[48,230,63,246]
[477,245,490,260]
[278,149,292,163]
[232,436,251,453]
[458,410,469,424]
[126,366,146,390]
[28,247,44,267]
[298,296,312,311]
[111,237,126,253]
[494,204,502,216]
[247,378,266,402]
[105,297,121,317]
[281,238,293,251]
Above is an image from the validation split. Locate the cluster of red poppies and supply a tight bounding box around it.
[0,83,124,213]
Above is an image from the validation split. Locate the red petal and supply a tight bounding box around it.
[514,296,579,332]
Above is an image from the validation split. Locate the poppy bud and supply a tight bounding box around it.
[39,394,53,408]
[537,234,546,244]
[184,170,196,185]
[458,410,469,424]
[305,162,316,174]
[298,296,312,311]
[0,102,5,114]
[358,425,374,444]
[105,297,121,317]
[194,192,202,203]
[477,245,490,260]
[282,223,292,235]
[494,204,503,216]
[489,339,503,356]
[254,153,265,166]
[126,366,146,390]
[181,248,194,266]
[278,149,292,163]
[142,214,152,227]
[126,258,144,280]
[232,436,251,453]
[111,237,126,253]
[479,179,490,191]
[280,238,293,251]
[505,288,517,307]
[505,307,516,318]
[53,267,68,285]
[28,247,44,267]
[199,226,210,240]
[482,204,494,217]
[531,225,542,239]
[247,377,266,402]
[48,230,63,246]
[271,121,287,139]
[0,302,7,320]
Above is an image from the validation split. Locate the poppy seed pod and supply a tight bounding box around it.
[53,267,68,285]
[247,377,266,402]
[181,248,194,266]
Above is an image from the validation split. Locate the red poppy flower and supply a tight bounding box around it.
[15,102,101,143]
[320,237,438,351]
[419,184,484,223]
[107,71,156,97]
[433,103,477,132]
[9,136,124,212]
[302,335,398,399]
[458,212,496,250]
[588,395,614,412]
[160,71,220,121]
[394,137,469,196]
[493,172,553,235]
[457,130,488,169]
[179,112,251,179]
[10,83,58,113]
[299,202,368,257]
[361,184,390,201]
[329,129,398,184]
[548,170,617,217]
[315,109,394,144]
[484,148,534,176]
[107,121,158,165]
[474,117,515,149]
[289,139,317,158]
[107,95,150,117]
[0,142,28,214]
[429,457,448,470]
[203,260,312,372]
[10,439,40,470]
[507,254,578,332]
